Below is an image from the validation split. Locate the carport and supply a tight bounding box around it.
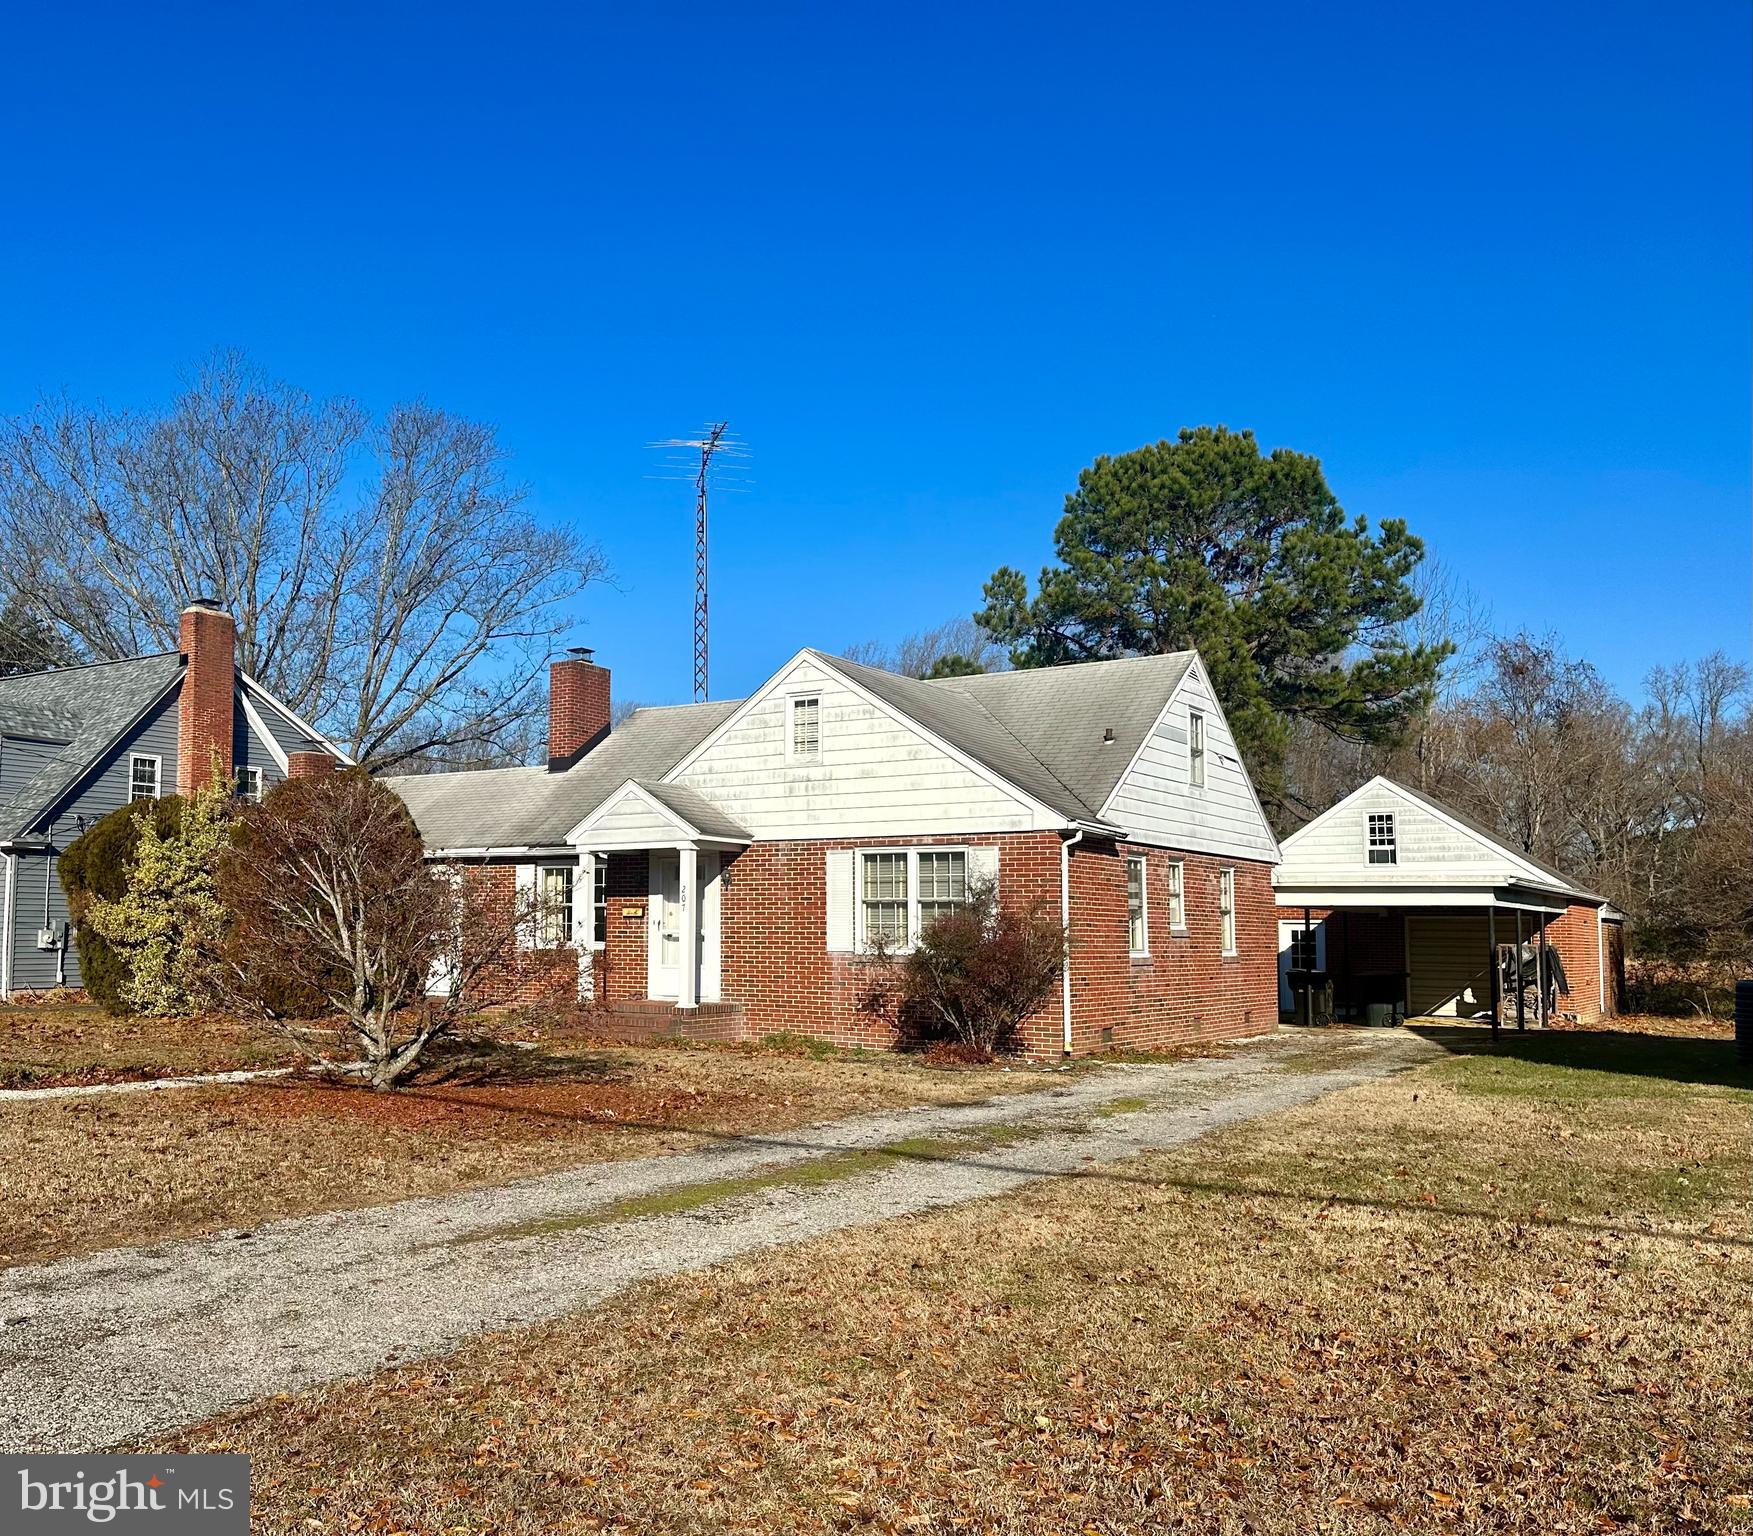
[1273,777,1624,1030]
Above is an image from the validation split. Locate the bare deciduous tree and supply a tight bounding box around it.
[0,352,606,768]
[214,771,534,1089]
[842,616,1009,678]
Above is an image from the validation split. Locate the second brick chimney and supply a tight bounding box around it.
[548,647,610,771]
[177,598,236,795]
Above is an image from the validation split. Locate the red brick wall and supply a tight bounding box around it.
[1544,901,1616,1021]
[717,832,1065,1053]
[593,851,651,1004]
[286,751,337,780]
[461,863,580,1007]
[1066,839,1276,1052]
[177,604,234,794]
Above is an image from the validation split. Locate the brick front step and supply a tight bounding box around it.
[594,1001,749,1045]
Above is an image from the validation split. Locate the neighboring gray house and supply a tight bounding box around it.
[0,601,348,997]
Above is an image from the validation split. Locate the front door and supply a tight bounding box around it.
[648,851,682,999]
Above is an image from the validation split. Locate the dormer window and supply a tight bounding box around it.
[1367,812,1397,865]
[789,695,821,760]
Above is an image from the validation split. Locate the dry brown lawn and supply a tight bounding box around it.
[164,1026,1750,1535]
[0,1001,296,1087]
[0,1037,1060,1268]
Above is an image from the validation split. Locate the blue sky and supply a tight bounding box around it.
[2,1,1746,707]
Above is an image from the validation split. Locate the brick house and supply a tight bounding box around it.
[0,601,348,998]
[387,646,1282,1055]
[1272,775,1626,1026]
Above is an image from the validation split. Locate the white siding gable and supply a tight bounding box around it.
[1278,780,1516,886]
[582,793,684,845]
[673,656,1052,840]
[1102,662,1277,861]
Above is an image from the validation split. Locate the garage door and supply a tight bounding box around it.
[1407,915,1491,1017]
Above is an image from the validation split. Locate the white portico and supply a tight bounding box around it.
[565,779,751,1010]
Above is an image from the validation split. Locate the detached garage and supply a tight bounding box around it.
[1274,776,1624,1027]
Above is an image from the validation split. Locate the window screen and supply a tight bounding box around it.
[791,695,821,758]
[1126,855,1148,954]
[917,850,968,931]
[861,852,909,946]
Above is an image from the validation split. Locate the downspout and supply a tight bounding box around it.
[1596,906,1607,1020]
[1,850,13,1001]
[1059,828,1085,1055]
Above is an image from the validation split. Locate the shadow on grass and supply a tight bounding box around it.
[409,1038,631,1089]
[1408,1023,1751,1092]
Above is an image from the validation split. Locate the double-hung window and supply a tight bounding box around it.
[591,860,608,946]
[237,766,265,803]
[1126,854,1149,956]
[129,754,161,802]
[1165,860,1186,931]
[860,852,910,947]
[1366,812,1397,865]
[1219,867,1237,956]
[917,850,967,930]
[537,864,575,949]
[859,848,970,949]
[789,695,821,760]
[1188,711,1206,788]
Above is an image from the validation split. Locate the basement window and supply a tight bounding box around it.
[129,754,161,802]
[789,694,821,760]
[1367,812,1398,865]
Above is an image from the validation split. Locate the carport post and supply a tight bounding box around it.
[1514,909,1525,1031]
[1487,906,1499,1036]
[1534,913,1547,1028]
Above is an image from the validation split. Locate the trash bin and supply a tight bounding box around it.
[1287,968,1334,1028]
[1736,980,1753,1064]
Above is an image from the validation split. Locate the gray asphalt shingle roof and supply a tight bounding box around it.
[387,649,1200,850]
[0,653,185,839]
[383,699,742,850]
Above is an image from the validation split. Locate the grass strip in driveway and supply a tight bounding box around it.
[159,1025,1750,1535]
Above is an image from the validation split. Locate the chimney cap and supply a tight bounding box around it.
[565,646,596,663]
[184,595,227,614]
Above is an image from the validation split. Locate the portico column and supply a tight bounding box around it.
[677,843,699,1010]
[578,851,597,1001]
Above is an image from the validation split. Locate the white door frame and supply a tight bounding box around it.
[1277,918,1326,1014]
[648,850,682,1000]
[648,846,723,1006]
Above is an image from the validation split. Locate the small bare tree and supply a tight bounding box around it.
[860,879,1066,1056]
[214,771,532,1089]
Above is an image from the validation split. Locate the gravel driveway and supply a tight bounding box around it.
[1,1028,1439,1452]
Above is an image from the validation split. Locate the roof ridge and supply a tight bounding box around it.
[0,649,182,686]
[813,651,1104,821]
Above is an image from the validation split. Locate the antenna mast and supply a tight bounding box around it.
[647,422,749,701]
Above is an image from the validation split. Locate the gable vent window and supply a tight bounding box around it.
[789,695,821,760]
[1188,711,1206,788]
[1367,812,1398,865]
[129,754,161,802]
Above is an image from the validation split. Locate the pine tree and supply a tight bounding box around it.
[977,426,1451,810]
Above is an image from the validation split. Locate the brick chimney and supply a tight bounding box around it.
[286,751,339,780]
[549,647,610,771]
[177,598,235,795]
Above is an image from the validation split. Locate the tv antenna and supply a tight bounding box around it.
[646,422,750,700]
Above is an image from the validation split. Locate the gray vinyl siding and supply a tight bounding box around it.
[232,703,288,791]
[247,691,328,757]
[10,849,73,989]
[12,687,182,991]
